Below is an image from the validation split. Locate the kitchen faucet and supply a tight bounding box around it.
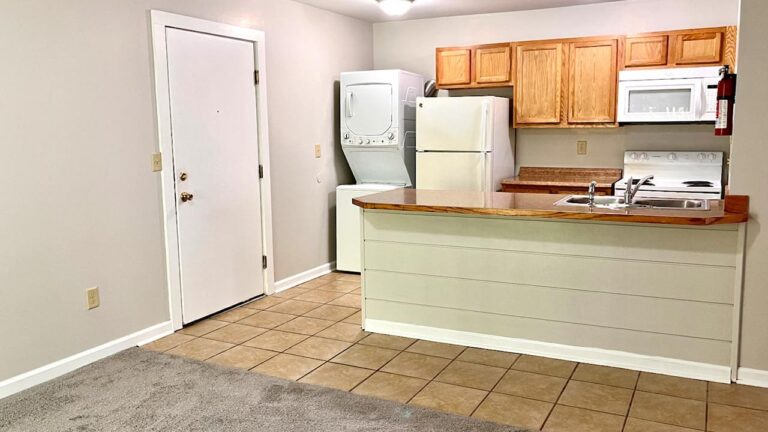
[587,181,597,207]
[624,175,654,205]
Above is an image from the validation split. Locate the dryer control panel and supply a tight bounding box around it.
[342,129,398,147]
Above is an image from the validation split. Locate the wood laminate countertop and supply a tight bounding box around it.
[502,167,623,188]
[353,189,749,226]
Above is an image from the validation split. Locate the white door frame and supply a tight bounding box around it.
[150,10,275,330]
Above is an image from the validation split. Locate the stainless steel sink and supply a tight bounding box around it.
[555,195,710,210]
[555,195,627,207]
[633,198,710,210]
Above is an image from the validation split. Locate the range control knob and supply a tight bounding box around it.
[667,153,677,161]
[709,153,717,161]
[365,139,371,144]
[698,153,706,160]
[357,138,363,145]
[640,153,648,160]
[388,132,395,140]
[630,152,638,160]
[343,132,349,140]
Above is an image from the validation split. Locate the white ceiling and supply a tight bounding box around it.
[293,0,625,23]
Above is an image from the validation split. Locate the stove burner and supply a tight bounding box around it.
[683,181,714,187]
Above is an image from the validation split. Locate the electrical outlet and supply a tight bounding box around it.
[86,287,100,310]
[152,152,162,172]
[577,140,588,155]
[314,144,322,158]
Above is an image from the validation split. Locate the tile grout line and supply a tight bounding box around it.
[540,360,579,429]
[403,345,469,406]
[705,381,710,431]
[620,369,641,432]
[344,338,416,394]
[463,349,516,419]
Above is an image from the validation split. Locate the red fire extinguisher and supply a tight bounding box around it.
[715,65,737,136]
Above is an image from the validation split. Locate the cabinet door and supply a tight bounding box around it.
[475,45,511,84]
[515,43,563,124]
[568,39,618,124]
[672,30,723,65]
[436,48,471,86]
[623,35,668,67]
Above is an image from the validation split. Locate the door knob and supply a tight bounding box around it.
[180,192,194,202]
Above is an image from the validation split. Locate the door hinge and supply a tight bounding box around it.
[262,255,268,269]
[254,70,260,85]
[258,164,264,179]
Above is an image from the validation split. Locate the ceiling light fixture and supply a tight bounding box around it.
[377,0,414,17]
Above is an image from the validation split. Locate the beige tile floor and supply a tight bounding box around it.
[145,271,768,432]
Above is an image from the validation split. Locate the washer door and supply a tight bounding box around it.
[344,83,393,136]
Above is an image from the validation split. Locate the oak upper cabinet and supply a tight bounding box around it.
[623,35,668,67]
[621,27,735,69]
[671,29,723,65]
[474,44,511,84]
[568,39,618,124]
[436,48,471,86]
[515,42,563,124]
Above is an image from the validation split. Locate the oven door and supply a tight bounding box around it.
[618,79,702,122]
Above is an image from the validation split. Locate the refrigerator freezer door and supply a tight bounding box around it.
[344,84,393,136]
[417,152,489,191]
[417,97,489,152]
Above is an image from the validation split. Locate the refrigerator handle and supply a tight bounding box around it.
[480,102,489,151]
[480,102,491,191]
[345,91,354,118]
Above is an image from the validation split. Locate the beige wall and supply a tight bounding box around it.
[373,0,736,170]
[0,0,371,381]
[730,0,768,372]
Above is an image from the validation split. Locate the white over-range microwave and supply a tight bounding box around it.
[617,66,720,123]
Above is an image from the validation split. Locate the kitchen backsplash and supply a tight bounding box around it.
[515,125,731,171]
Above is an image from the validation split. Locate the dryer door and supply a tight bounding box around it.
[344,83,393,136]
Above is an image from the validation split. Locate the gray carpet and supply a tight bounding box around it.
[0,348,530,431]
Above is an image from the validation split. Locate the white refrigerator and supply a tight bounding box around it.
[416,96,514,192]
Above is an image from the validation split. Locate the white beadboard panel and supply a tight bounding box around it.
[364,211,739,267]
[365,270,733,341]
[365,241,735,304]
[366,300,732,366]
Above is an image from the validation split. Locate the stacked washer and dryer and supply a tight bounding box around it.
[336,70,423,272]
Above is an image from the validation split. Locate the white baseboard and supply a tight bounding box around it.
[0,321,173,400]
[737,368,768,388]
[273,261,335,293]
[365,319,732,383]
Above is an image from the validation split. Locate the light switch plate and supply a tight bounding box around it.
[152,152,162,172]
[86,287,100,310]
[314,144,322,158]
[577,140,588,155]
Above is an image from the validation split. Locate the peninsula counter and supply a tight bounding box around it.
[353,189,748,383]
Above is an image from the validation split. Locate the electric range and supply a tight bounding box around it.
[614,151,724,200]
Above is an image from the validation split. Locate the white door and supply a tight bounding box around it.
[416,97,490,152]
[416,152,489,191]
[166,28,264,324]
[344,84,393,136]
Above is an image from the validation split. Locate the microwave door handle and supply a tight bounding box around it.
[694,83,704,119]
